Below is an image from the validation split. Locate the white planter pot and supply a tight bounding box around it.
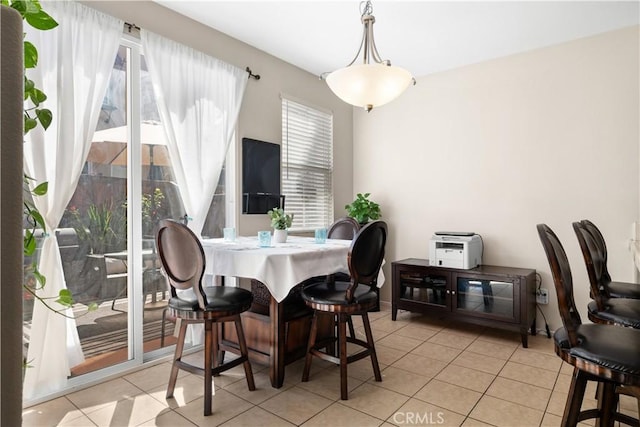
[273,229,287,243]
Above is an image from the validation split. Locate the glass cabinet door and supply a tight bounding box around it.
[399,271,449,309]
[454,275,518,322]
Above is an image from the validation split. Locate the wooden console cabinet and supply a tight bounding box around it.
[392,258,536,347]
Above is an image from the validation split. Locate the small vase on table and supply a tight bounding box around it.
[273,229,287,243]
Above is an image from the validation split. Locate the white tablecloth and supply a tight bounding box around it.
[201,236,357,302]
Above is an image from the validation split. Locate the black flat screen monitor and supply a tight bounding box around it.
[242,138,283,214]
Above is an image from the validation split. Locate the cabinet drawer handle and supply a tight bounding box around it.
[446,290,450,294]
[452,291,456,295]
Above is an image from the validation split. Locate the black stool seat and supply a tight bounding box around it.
[301,281,378,310]
[608,281,640,299]
[555,324,640,380]
[168,287,253,314]
[587,299,640,329]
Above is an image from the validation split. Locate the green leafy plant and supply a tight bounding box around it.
[3,0,58,132]
[68,202,125,255]
[267,207,293,230]
[345,193,381,224]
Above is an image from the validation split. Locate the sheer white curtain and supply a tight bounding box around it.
[22,1,122,400]
[141,30,248,235]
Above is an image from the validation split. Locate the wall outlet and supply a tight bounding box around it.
[536,288,549,305]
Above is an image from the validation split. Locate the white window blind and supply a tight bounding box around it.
[282,97,333,231]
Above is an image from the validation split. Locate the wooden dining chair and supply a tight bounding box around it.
[572,221,640,329]
[537,224,640,426]
[579,220,640,299]
[155,219,255,416]
[301,220,387,400]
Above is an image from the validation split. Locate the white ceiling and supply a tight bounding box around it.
[154,1,639,78]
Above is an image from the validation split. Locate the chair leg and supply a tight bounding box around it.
[563,368,589,427]
[217,322,226,364]
[212,321,220,377]
[361,312,382,382]
[160,308,167,347]
[204,320,213,416]
[347,316,356,339]
[166,320,188,399]
[302,312,319,382]
[338,313,348,400]
[597,382,618,427]
[234,315,255,391]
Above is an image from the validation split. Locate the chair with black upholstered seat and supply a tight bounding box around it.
[537,224,640,426]
[579,220,640,299]
[572,221,640,329]
[301,220,387,400]
[155,219,255,416]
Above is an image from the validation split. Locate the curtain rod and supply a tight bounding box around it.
[246,67,260,81]
[124,22,260,81]
[125,22,140,33]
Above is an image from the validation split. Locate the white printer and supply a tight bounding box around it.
[429,232,483,269]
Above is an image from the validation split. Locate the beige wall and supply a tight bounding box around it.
[355,26,640,329]
[83,1,354,237]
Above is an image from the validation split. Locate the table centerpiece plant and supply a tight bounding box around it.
[267,207,293,243]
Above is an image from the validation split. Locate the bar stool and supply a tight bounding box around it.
[155,219,255,416]
[301,221,387,400]
[537,224,640,426]
[572,221,640,328]
[579,220,640,299]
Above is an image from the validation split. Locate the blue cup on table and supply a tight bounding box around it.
[315,227,327,244]
[258,230,271,247]
[223,227,236,242]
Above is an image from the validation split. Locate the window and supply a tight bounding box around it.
[281,97,333,231]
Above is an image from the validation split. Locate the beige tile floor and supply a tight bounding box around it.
[22,307,639,427]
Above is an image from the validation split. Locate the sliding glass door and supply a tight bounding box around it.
[23,34,232,390]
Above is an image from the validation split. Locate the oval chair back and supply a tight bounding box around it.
[155,219,207,309]
[346,221,387,302]
[536,224,582,345]
[573,221,610,306]
[581,219,613,283]
[328,217,360,240]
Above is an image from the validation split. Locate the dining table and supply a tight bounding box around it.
[200,235,384,388]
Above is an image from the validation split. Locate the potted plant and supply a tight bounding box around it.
[345,193,381,225]
[267,207,293,243]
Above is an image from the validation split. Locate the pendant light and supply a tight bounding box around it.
[324,1,415,112]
